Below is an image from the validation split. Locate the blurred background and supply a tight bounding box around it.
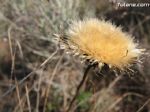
[0,0,150,112]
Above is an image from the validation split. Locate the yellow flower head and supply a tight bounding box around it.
[59,18,144,70]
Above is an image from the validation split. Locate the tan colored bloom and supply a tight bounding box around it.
[59,18,144,70]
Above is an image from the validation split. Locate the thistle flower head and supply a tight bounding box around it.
[59,18,144,70]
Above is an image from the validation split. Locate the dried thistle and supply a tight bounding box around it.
[56,18,145,112]
[59,18,144,71]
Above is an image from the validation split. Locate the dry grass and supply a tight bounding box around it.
[0,0,150,112]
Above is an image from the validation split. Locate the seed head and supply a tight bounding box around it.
[59,18,144,70]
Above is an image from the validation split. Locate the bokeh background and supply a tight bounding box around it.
[0,0,150,112]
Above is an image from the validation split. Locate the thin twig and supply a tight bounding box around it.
[25,85,32,112]
[43,53,64,112]
[66,64,93,112]
[35,69,44,112]
[15,79,23,112]
[8,26,16,84]
[136,98,150,112]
